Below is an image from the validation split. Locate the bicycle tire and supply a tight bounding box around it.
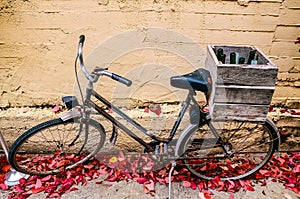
[9,118,106,176]
[178,118,279,180]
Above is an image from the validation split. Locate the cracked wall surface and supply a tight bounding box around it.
[0,0,299,108]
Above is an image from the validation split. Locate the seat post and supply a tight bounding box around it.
[167,91,193,141]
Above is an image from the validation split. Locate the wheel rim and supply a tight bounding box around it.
[12,119,105,175]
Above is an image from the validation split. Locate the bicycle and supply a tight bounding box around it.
[8,35,281,180]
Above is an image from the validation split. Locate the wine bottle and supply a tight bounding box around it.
[217,48,223,54]
[216,48,224,61]
[251,53,258,65]
[230,52,236,64]
[238,57,245,64]
[216,48,226,63]
[247,50,257,64]
[217,48,224,61]
[220,53,226,64]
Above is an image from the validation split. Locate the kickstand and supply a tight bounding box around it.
[168,161,176,199]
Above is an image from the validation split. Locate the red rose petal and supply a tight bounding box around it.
[48,192,60,198]
[83,164,94,169]
[137,177,147,184]
[35,179,42,189]
[19,178,27,186]
[144,180,155,193]
[2,164,10,172]
[31,187,45,194]
[293,164,300,173]
[244,184,255,192]
[52,104,62,113]
[259,169,271,176]
[182,181,191,187]
[190,181,197,190]
[268,106,273,112]
[0,183,8,190]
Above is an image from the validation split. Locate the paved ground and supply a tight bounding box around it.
[50,178,299,199]
[1,173,299,199]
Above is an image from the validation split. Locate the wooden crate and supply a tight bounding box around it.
[205,45,278,122]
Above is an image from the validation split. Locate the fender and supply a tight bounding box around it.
[175,124,197,157]
[60,109,82,121]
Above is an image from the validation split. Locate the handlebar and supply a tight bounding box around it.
[111,73,132,86]
[79,35,85,45]
[77,35,132,87]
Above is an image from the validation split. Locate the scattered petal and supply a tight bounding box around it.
[31,187,44,194]
[136,177,147,184]
[35,179,43,189]
[2,164,10,172]
[268,106,273,112]
[52,104,62,113]
[1,151,299,198]
[182,181,191,188]
[199,191,212,199]
[149,105,161,116]
[0,183,8,190]
[83,164,94,169]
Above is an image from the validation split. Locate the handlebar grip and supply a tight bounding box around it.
[111,73,132,87]
[79,35,85,45]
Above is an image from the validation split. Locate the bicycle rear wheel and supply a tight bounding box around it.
[178,118,278,180]
[9,118,105,176]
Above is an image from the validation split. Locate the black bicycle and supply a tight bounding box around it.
[9,35,281,180]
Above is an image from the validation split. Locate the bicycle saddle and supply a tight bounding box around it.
[170,68,212,93]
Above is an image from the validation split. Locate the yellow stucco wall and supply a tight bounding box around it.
[0,0,299,108]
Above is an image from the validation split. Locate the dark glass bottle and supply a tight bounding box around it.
[247,50,257,64]
[216,48,224,61]
[238,57,245,64]
[230,52,236,64]
[220,53,226,64]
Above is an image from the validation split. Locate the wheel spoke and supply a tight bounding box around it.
[9,118,106,176]
[231,124,258,154]
[180,120,276,180]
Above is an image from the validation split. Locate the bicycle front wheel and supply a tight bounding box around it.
[9,118,105,176]
[178,118,278,180]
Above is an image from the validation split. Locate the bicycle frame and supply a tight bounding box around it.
[69,34,214,154]
[85,87,206,153]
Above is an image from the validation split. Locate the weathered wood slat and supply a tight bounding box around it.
[213,85,275,105]
[214,65,277,86]
[211,103,269,122]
